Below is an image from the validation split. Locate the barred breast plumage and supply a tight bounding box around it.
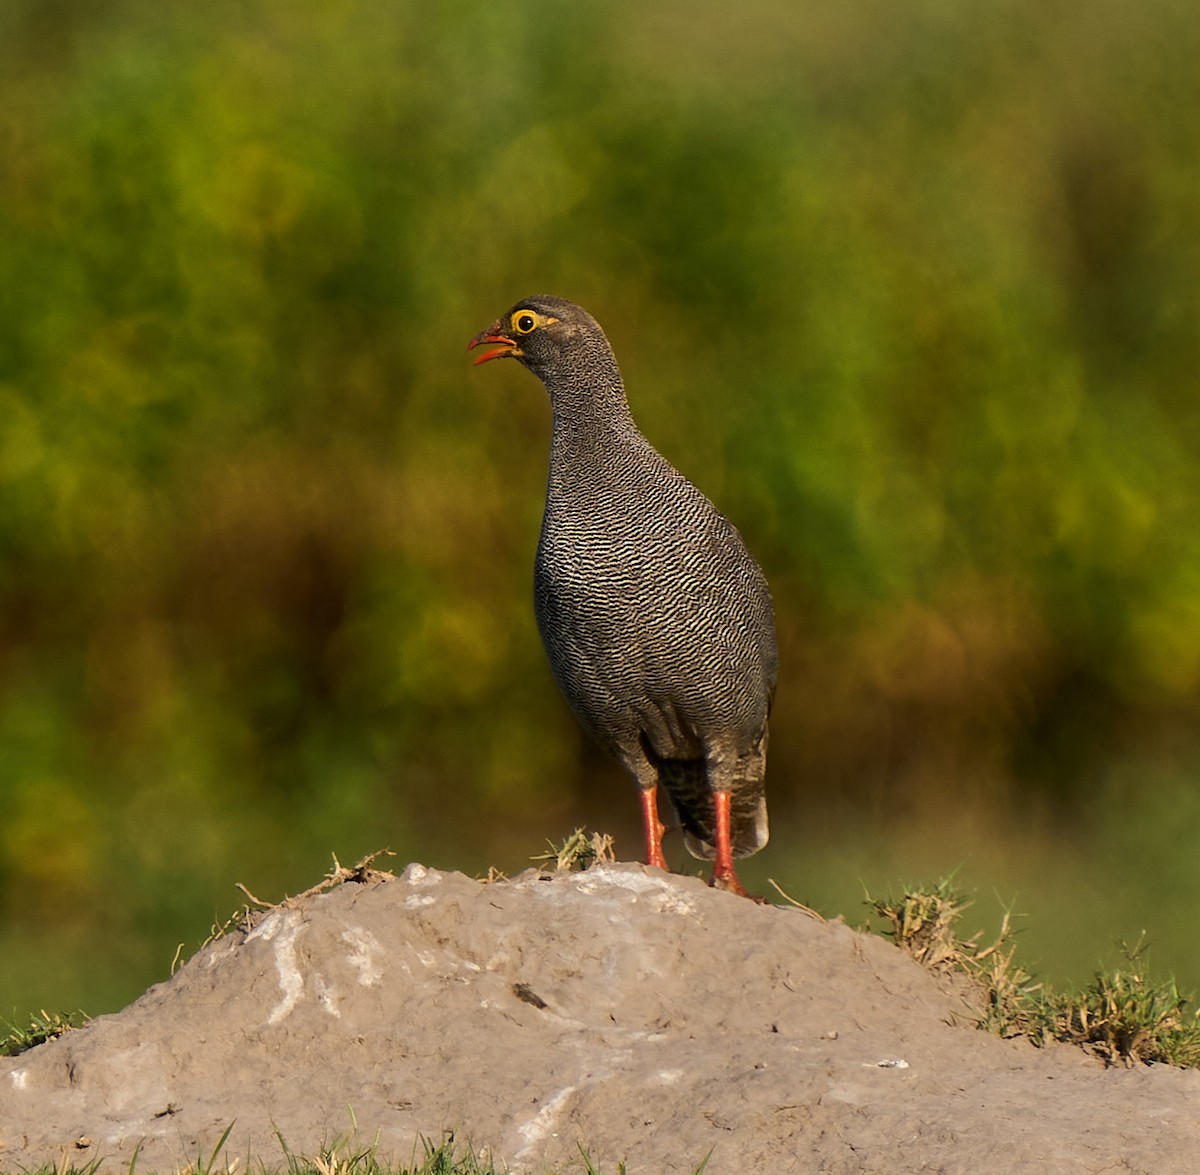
[469,295,778,897]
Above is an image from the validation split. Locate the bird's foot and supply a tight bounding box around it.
[709,868,768,903]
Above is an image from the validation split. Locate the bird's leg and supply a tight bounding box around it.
[639,786,668,870]
[623,750,669,871]
[703,740,767,901]
[709,790,758,899]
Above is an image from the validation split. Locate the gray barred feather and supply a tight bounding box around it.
[655,757,768,860]
[496,296,778,860]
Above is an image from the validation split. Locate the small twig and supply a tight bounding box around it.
[234,882,273,908]
[267,849,399,910]
[768,879,825,920]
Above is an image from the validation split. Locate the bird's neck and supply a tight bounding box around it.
[545,364,639,470]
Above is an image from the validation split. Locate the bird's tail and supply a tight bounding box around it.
[656,758,769,861]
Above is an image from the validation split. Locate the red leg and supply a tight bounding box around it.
[639,786,668,870]
[710,790,759,899]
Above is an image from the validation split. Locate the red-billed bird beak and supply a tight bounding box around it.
[467,325,521,366]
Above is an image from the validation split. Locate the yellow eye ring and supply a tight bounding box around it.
[512,311,539,335]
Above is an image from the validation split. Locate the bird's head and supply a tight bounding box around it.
[467,295,611,385]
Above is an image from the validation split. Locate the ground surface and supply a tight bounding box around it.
[2,863,1198,1174]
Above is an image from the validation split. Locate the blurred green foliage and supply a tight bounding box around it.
[2,0,1200,1014]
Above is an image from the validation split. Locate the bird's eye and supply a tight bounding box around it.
[513,311,538,335]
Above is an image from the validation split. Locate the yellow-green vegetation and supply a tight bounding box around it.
[2,0,1200,1019]
[1,1132,705,1175]
[0,1007,86,1057]
[530,828,617,874]
[869,879,1200,1068]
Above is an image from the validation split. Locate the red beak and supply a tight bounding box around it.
[467,325,521,366]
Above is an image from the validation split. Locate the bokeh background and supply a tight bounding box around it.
[3,0,1200,1019]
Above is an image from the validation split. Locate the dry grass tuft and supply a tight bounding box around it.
[1,1008,87,1057]
[531,828,616,873]
[867,878,1200,1067]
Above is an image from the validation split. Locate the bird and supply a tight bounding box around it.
[468,296,778,898]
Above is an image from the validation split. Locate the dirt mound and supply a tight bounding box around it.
[2,863,1198,1174]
